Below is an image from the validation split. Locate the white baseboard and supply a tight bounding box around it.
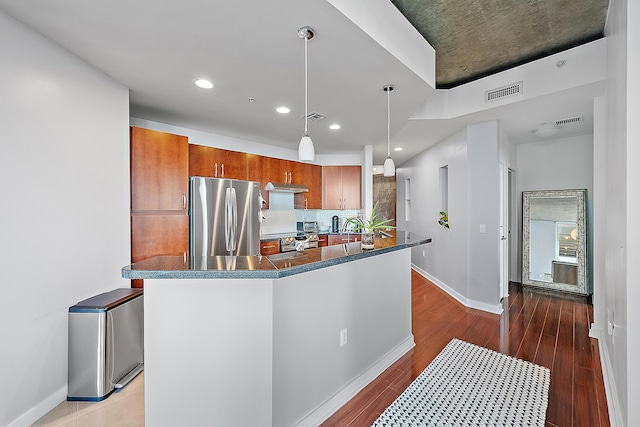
[411,265,503,315]
[295,335,416,427]
[7,386,67,427]
[596,336,623,427]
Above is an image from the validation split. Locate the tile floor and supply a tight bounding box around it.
[32,373,144,427]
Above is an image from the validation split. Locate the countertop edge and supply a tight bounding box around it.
[122,236,431,280]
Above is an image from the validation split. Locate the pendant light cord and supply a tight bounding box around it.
[387,88,391,157]
[304,34,308,134]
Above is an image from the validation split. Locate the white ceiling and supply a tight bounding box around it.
[0,0,605,166]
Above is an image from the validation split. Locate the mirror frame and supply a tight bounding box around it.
[522,189,588,295]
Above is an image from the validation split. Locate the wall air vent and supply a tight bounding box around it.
[302,111,326,121]
[485,81,523,103]
[555,116,584,126]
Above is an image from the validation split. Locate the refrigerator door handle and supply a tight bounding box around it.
[198,180,209,256]
[230,187,237,252]
[225,187,238,253]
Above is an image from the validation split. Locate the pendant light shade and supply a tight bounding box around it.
[298,26,315,162]
[383,85,396,177]
[299,133,314,161]
[383,156,396,177]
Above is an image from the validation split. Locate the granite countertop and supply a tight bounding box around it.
[122,230,431,280]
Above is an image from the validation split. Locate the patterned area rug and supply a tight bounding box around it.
[372,339,550,427]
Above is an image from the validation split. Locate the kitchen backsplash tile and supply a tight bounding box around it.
[260,210,298,236]
[260,208,363,236]
[296,209,362,230]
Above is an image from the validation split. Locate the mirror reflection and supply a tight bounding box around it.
[522,190,588,295]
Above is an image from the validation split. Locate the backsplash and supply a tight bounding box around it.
[260,207,362,236]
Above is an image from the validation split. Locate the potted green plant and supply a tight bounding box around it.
[438,211,450,229]
[347,202,395,249]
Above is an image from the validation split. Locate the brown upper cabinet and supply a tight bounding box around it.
[189,144,247,180]
[296,163,322,209]
[322,166,362,210]
[130,127,190,288]
[248,155,323,210]
[130,127,189,212]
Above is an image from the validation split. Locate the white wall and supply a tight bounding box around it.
[0,11,130,427]
[397,121,504,313]
[397,128,468,299]
[516,134,594,288]
[599,1,640,425]
[516,134,594,193]
[466,121,501,308]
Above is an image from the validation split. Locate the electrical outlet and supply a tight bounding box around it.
[479,224,486,233]
[340,328,348,347]
[422,250,426,257]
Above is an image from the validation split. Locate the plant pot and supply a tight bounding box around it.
[361,232,375,250]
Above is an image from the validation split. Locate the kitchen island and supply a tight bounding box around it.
[122,231,431,427]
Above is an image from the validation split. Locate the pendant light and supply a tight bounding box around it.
[383,85,396,177]
[298,26,315,162]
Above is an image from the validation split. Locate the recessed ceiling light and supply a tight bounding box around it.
[394,147,403,151]
[329,124,341,130]
[276,106,290,114]
[194,79,214,89]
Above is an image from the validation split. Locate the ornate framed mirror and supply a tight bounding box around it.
[522,189,588,295]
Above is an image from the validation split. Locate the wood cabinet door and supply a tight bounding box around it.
[216,149,247,180]
[290,161,306,185]
[341,166,362,209]
[303,163,322,209]
[322,166,344,209]
[130,127,188,211]
[270,158,292,184]
[260,240,280,255]
[328,234,361,245]
[317,235,329,247]
[131,214,189,263]
[189,144,217,178]
[247,154,269,208]
[189,145,247,180]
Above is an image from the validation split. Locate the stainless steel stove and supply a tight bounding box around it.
[280,222,319,252]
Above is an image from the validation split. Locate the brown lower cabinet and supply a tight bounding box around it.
[318,235,328,247]
[260,240,280,256]
[328,234,362,245]
[130,213,189,288]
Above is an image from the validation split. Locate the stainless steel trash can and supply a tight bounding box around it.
[67,288,144,401]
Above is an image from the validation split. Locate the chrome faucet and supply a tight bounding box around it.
[342,216,364,233]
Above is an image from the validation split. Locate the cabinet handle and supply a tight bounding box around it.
[305,198,308,209]
[262,245,276,249]
[288,171,292,184]
[182,193,186,209]
[221,163,225,178]
[214,162,218,178]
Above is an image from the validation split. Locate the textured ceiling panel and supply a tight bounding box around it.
[390,0,609,88]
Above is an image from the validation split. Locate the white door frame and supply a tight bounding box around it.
[499,163,509,299]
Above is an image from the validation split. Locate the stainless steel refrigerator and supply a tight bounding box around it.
[189,176,261,257]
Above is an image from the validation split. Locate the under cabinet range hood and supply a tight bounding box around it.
[265,182,309,193]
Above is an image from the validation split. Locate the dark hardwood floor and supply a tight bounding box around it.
[321,270,609,427]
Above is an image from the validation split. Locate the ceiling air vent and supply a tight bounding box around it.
[302,111,326,121]
[555,116,584,126]
[485,81,523,103]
